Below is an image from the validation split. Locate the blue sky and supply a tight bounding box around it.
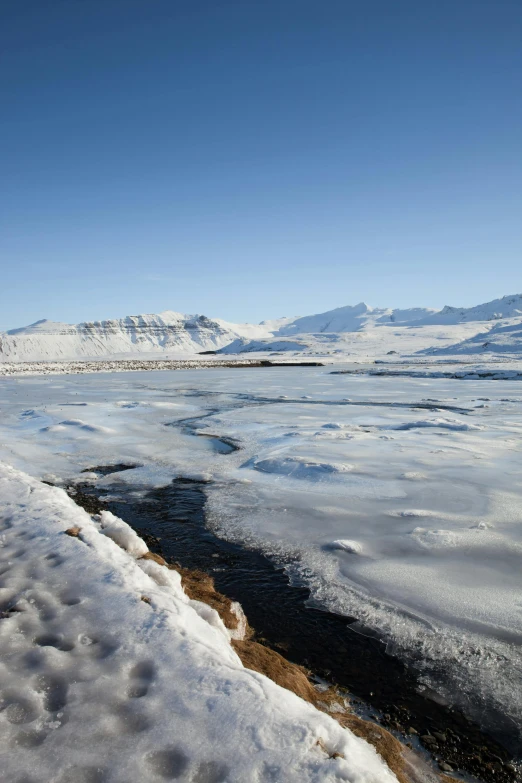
[1,0,521,329]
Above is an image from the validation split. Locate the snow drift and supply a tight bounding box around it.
[0,462,397,783]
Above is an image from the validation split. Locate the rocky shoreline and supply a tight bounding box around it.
[0,358,324,376]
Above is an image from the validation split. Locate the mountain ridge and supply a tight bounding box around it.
[2,293,522,361]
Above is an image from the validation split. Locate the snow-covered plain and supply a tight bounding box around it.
[1,366,521,751]
[0,463,397,783]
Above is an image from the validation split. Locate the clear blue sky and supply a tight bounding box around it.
[1,0,521,329]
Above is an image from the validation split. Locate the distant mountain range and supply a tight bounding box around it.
[2,294,522,362]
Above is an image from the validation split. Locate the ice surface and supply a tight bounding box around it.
[0,366,521,743]
[0,463,395,783]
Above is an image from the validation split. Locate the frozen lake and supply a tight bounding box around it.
[1,366,521,748]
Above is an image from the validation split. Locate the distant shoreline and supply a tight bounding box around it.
[0,358,326,376]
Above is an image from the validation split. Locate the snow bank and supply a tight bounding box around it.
[99,510,149,557]
[0,463,397,783]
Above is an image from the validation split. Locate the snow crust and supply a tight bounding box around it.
[0,463,396,783]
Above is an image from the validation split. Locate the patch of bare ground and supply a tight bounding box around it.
[231,636,419,783]
[177,566,241,633]
[140,551,168,566]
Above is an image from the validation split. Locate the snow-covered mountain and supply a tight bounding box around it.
[0,312,242,362]
[414,293,522,326]
[218,296,522,358]
[2,294,522,361]
[276,303,438,334]
[429,319,522,355]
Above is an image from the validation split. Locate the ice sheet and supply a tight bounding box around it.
[1,366,521,743]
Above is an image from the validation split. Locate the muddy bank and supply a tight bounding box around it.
[68,474,519,783]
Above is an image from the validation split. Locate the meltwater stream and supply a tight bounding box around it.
[71,471,518,783]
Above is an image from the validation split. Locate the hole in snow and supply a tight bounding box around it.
[112,703,152,734]
[127,660,155,698]
[34,634,75,652]
[127,683,149,699]
[145,747,189,779]
[59,591,81,606]
[44,553,64,568]
[0,693,40,725]
[130,660,155,681]
[35,673,68,713]
[14,729,48,748]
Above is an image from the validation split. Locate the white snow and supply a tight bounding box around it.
[430,319,522,355]
[0,313,237,362]
[276,302,438,334]
[4,292,522,363]
[218,338,307,354]
[329,540,363,555]
[415,293,522,325]
[99,510,149,557]
[0,364,521,743]
[0,462,397,783]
